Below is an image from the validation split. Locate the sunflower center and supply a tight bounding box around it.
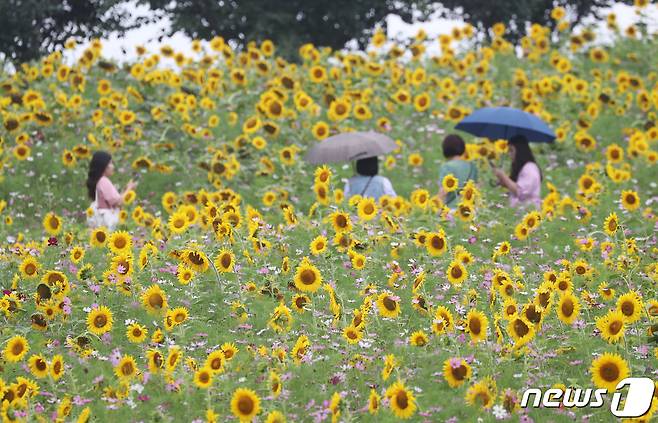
[300,269,316,285]
[363,204,374,215]
[395,390,409,409]
[621,301,634,316]
[149,293,164,308]
[453,365,467,380]
[383,296,397,311]
[469,317,481,334]
[94,314,107,328]
[609,320,622,335]
[525,306,541,323]
[237,395,254,414]
[431,236,444,250]
[514,319,530,337]
[35,358,46,371]
[188,252,204,265]
[561,299,574,316]
[450,266,462,279]
[475,391,491,406]
[218,254,231,269]
[199,371,210,383]
[600,362,620,382]
[25,263,36,275]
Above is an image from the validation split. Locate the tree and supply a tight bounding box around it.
[141,0,437,59]
[436,0,634,42]
[0,0,157,64]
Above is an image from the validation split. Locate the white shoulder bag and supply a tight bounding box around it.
[87,188,120,231]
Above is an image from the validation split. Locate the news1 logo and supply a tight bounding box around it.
[521,377,655,417]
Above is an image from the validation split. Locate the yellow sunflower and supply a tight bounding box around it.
[214,248,236,273]
[329,211,352,233]
[556,292,580,325]
[620,190,640,211]
[385,381,417,419]
[107,231,132,255]
[86,305,113,335]
[442,174,459,192]
[603,212,619,235]
[230,388,261,422]
[409,330,429,346]
[465,379,496,409]
[90,227,108,247]
[590,352,629,392]
[50,354,64,380]
[126,323,148,343]
[357,198,378,221]
[221,342,239,360]
[19,256,39,279]
[443,358,472,388]
[141,284,168,314]
[368,388,381,415]
[193,367,214,389]
[432,306,454,334]
[425,231,448,256]
[205,350,225,374]
[465,309,488,343]
[182,249,210,273]
[28,354,49,378]
[114,355,138,381]
[446,260,468,284]
[309,235,328,255]
[507,316,535,347]
[616,291,642,323]
[376,292,401,318]
[293,258,323,293]
[596,310,625,344]
[43,212,62,235]
[343,325,363,344]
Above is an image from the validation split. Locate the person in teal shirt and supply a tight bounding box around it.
[438,134,478,207]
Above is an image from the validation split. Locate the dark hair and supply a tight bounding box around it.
[509,135,541,182]
[86,151,112,200]
[442,134,466,158]
[356,156,378,176]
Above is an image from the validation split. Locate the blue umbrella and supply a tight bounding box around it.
[455,106,556,143]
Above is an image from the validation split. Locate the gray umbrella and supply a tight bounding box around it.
[303,131,398,164]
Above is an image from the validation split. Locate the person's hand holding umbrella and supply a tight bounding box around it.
[491,164,519,196]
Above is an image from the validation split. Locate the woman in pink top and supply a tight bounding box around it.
[86,151,137,229]
[492,135,542,209]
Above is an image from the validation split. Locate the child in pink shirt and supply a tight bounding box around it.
[492,135,542,209]
[86,151,137,229]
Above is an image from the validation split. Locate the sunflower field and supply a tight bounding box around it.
[0,5,657,423]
